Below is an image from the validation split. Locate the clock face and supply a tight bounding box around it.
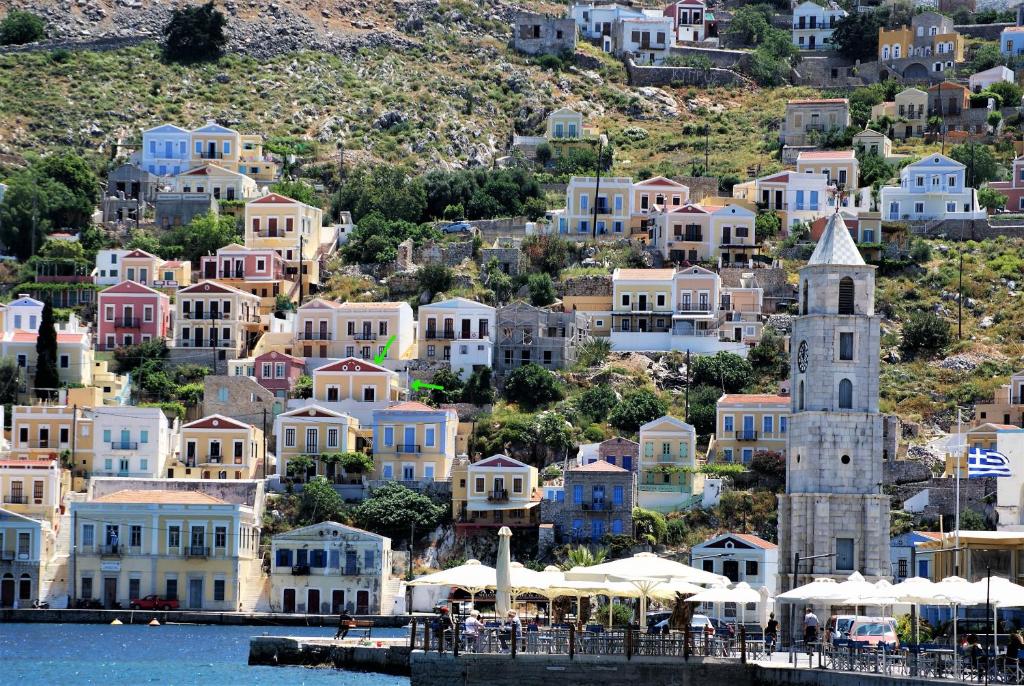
[797,341,809,373]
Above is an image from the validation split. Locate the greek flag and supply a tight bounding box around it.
[967,448,1012,478]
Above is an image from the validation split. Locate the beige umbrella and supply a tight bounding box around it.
[551,579,645,627]
[686,581,763,624]
[407,558,496,607]
[496,526,512,617]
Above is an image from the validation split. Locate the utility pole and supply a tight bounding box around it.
[704,125,710,175]
[684,349,690,423]
[262,406,268,480]
[212,310,218,376]
[938,81,945,156]
[591,136,604,241]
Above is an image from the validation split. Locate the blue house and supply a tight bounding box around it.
[889,530,941,582]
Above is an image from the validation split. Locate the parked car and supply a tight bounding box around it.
[827,614,858,640]
[708,616,736,638]
[690,614,714,632]
[647,610,673,633]
[847,617,899,649]
[129,595,179,611]
[442,221,472,233]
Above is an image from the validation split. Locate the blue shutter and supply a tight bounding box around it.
[613,485,623,505]
[573,485,583,503]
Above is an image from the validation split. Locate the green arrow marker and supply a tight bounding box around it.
[411,379,445,392]
[373,335,397,364]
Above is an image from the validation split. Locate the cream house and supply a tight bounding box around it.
[637,415,703,513]
[244,193,327,291]
[370,401,458,485]
[170,164,259,201]
[172,281,262,360]
[295,299,416,363]
[274,405,362,482]
[712,393,789,464]
[451,454,540,533]
[173,414,264,480]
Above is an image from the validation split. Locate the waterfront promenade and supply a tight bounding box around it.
[0,607,411,627]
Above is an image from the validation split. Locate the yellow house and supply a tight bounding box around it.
[632,176,691,235]
[877,25,913,61]
[174,414,264,480]
[452,454,540,534]
[0,458,64,524]
[637,415,703,513]
[370,401,458,485]
[974,369,1024,428]
[173,281,262,360]
[273,405,362,482]
[121,249,164,287]
[309,357,402,405]
[796,150,859,189]
[561,292,613,337]
[295,299,416,362]
[611,268,675,337]
[558,176,634,236]
[155,260,192,291]
[244,193,325,291]
[239,135,278,182]
[170,164,259,201]
[198,244,298,314]
[655,204,713,262]
[712,393,789,464]
[544,108,599,159]
[10,405,94,466]
[70,488,261,609]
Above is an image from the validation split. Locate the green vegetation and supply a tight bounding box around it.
[608,389,668,434]
[503,364,563,410]
[900,311,952,361]
[0,10,45,45]
[527,272,556,306]
[163,1,227,62]
[34,301,59,399]
[352,483,447,541]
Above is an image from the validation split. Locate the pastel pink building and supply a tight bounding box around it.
[987,157,1024,213]
[96,280,171,350]
[254,350,305,398]
[197,243,297,311]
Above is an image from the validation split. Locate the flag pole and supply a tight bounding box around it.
[955,406,961,577]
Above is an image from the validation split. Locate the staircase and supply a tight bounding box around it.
[238,558,270,612]
[38,498,78,606]
[379,577,405,615]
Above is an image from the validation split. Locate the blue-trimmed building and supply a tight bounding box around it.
[370,401,458,486]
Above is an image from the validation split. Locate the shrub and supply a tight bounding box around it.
[503,364,563,410]
[608,389,668,433]
[163,1,227,61]
[527,272,556,306]
[577,385,618,422]
[0,10,45,45]
[900,311,952,360]
[576,337,612,368]
[633,507,668,544]
[689,351,753,393]
[909,239,932,263]
[417,264,453,296]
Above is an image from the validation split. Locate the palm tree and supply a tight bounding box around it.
[576,337,612,368]
[558,546,608,625]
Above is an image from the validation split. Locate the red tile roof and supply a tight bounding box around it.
[733,533,777,549]
[788,98,848,105]
[93,490,227,505]
[574,460,629,473]
[0,459,56,468]
[251,193,298,205]
[760,173,790,183]
[798,150,855,160]
[385,401,437,412]
[314,357,390,374]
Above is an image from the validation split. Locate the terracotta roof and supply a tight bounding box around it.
[474,455,529,469]
[916,531,943,540]
[100,281,163,297]
[668,204,709,215]
[163,260,186,268]
[337,301,405,310]
[314,357,391,374]
[614,268,675,280]
[788,98,848,105]
[574,460,629,473]
[718,394,789,406]
[92,489,227,505]
[384,401,437,412]
[760,172,789,183]
[0,459,55,468]
[798,150,855,160]
[123,249,160,260]
[733,533,777,549]
[250,193,298,205]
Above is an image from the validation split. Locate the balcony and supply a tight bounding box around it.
[292,564,311,576]
[488,489,509,502]
[114,317,140,329]
[672,234,704,243]
[297,331,332,341]
[619,303,672,313]
[110,441,139,450]
[219,270,246,279]
[395,444,421,454]
[353,332,378,341]
[203,454,224,464]
[195,151,225,160]
[655,453,689,464]
[591,499,607,511]
[735,430,758,441]
[181,311,223,320]
[185,546,210,558]
[638,483,690,492]
[100,544,123,556]
[23,441,63,449]
[175,339,237,349]
[424,330,487,340]
[3,495,27,505]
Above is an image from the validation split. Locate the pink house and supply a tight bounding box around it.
[987,157,1024,213]
[197,243,297,311]
[254,350,305,397]
[96,280,171,350]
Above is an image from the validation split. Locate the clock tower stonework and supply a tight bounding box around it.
[777,213,890,591]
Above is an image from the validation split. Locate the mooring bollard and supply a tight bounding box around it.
[510,623,517,659]
[684,625,691,662]
[410,619,418,650]
[568,624,575,661]
[625,628,633,661]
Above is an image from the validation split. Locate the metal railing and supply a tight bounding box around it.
[735,430,758,441]
[110,441,139,450]
[100,544,123,556]
[291,564,311,576]
[3,495,27,505]
[297,331,332,341]
[185,546,210,558]
[488,489,509,502]
[395,444,421,454]
[114,317,140,329]
[353,332,378,341]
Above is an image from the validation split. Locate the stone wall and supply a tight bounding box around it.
[955,23,1013,40]
[792,55,872,88]
[890,476,993,520]
[511,12,577,56]
[675,176,720,203]
[202,376,278,434]
[883,459,933,485]
[415,240,475,267]
[625,58,750,88]
[909,218,1018,240]
[480,247,526,276]
[559,274,612,297]
[474,217,530,236]
[669,45,748,68]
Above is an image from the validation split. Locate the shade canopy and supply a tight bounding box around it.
[495,527,513,616]
[686,581,762,605]
[648,578,707,601]
[932,576,983,606]
[827,571,878,602]
[408,559,496,595]
[776,577,840,602]
[970,576,1024,608]
[886,577,938,605]
[564,552,727,585]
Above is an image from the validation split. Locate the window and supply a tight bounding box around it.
[59,355,69,369]
[168,525,180,550]
[780,416,787,434]
[425,427,435,447]
[140,430,149,444]
[763,415,773,434]
[839,332,854,361]
[838,378,853,409]
[166,578,178,601]
[474,477,485,493]
[723,416,734,432]
[383,427,394,446]
[723,448,734,462]
[82,524,94,547]
[327,429,338,448]
[81,577,93,600]
[130,525,142,547]
[284,428,296,447]
[838,277,854,315]
[742,448,753,463]
[215,526,227,549]
[745,560,759,576]
[573,485,584,504]
[513,477,523,494]
[218,387,229,403]
[836,537,855,571]
[213,578,225,602]
[898,558,908,578]
[613,485,623,505]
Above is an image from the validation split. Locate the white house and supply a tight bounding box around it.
[879,153,985,221]
[417,297,496,379]
[890,530,941,582]
[993,428,1024,530]
[140,124,191,177]
[691,531,778,618]
[269,521,397,615]
[570,1,646,39]
[612,16,675,64]
[0,507,50,608]
[791,0,847,51]
[4,295,43,334]
[669,0,707,43]
[90,407,180,479]
[93,249,130,287]
[969,66,1015,94]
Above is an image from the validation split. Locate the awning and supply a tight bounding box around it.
[466,501,541,513]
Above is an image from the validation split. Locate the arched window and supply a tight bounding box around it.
[838,276,854,315]
[798,381,805,411]
[801,280,808,315]
[838,378,853,409]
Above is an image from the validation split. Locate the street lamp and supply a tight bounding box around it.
[789,551,835,651]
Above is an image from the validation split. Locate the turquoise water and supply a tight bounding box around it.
[0,622,411,685]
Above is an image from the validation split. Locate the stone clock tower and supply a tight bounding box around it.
[777,213,890,590]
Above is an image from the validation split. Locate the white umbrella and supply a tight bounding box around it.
[495,527,512,617]
[889,576,938,605]
[407,558,496,607]
[932,576,983,673]
[523,565,567,623]
[551,579,645,627]
[565,552,726,626]
[686,581,763,624]
[824,571,878,603]
[776,577,840,601]
[648,578,706,601]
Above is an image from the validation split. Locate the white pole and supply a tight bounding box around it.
[955,407,962,564]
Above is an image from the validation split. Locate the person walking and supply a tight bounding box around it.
[765,613,779,655]
[802,608,820,652]
[438,606,455,653]
[335,608,354,640]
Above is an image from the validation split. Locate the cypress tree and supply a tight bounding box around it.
[34,300,60,399]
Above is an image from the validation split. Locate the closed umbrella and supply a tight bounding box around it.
[495,526,512,617]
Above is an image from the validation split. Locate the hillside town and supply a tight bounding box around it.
[6,0,1024,681]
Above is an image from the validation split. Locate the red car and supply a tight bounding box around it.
[129,595,178,611]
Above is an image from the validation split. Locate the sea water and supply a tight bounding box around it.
[0,622,411,685]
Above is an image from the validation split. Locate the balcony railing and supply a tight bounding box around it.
[195,151,225,160]
[114,317,140,329]
[292,564,311,576]
[181,311,223,320]
[204,454,224,464]
[655,453,689,463]
[174,339,237,349]
[297,331,332,341]
[3,495,27,505]
[488,489,509,502]
[353,332,378,341]
[590,499,607,511]
[111,441,139,450]
[735,430,758,441]
[638,483,689,492]
[424,330,487,340]
[219,270,246,279]
[23,441,63,449]
[100,544,123,556]
[396,444,421,454]
[185,546,210,558]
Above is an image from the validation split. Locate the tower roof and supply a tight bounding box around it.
[807,212,864,267]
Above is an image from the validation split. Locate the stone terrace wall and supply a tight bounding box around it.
[559,274,612,297]
[956,23,1013,40]
[668,45,748,68]
[625,58,750,87]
